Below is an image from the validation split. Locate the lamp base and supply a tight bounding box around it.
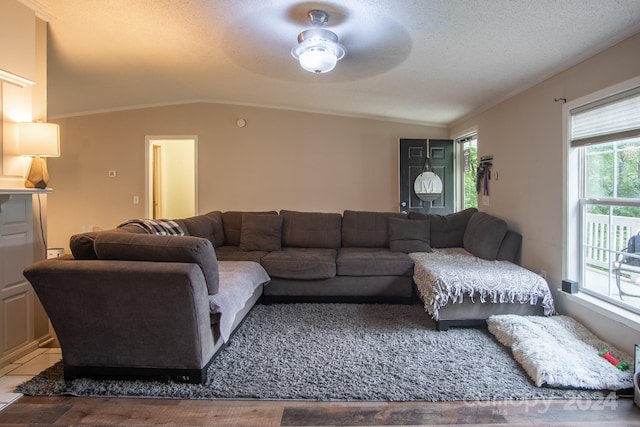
[24,156,49,189]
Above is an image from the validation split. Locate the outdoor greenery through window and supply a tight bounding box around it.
[459,135,477,209]
[574,86,640,312]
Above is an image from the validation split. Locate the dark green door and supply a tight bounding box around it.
[399,139,454,215]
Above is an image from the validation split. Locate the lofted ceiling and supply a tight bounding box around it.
[35,0,640,126]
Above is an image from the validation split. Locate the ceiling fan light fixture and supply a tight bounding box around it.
[291,10,346,74]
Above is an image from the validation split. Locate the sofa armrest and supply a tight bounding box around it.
[496,230,522,263]
[24,258,215,372]
[94,232,220,295]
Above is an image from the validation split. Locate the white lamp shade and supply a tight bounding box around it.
[299,49,338,73]
[18,122,60,157]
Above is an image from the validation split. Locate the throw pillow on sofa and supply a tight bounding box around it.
[93,232,220,294]
[388,218,432,253]
[239,214,283,252]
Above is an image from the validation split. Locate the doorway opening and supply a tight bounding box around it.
[145,136,197,219]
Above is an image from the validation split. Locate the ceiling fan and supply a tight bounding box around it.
[291,9,346,74]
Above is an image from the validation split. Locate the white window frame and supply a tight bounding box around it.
[564,76,640,313]
[454,130,478,211]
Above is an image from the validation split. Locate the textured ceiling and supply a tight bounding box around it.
[37,0,640,126]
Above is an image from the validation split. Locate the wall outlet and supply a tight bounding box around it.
[133,195,139,205]
[108,170,117,177]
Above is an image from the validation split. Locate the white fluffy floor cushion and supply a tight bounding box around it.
[488,314,633,390]
[410,248,555,320]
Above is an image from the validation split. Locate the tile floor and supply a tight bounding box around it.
[0,347,61,412]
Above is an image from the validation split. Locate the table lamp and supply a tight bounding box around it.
[18,122,60,189]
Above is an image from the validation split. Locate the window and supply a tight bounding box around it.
[456,133,477,209]
[570,86,640,313]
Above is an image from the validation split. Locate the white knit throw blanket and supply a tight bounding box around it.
[410,248,555,320]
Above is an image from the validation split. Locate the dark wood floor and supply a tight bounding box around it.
[1,395,639,426]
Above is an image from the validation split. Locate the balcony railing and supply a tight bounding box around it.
[585,213,640,269]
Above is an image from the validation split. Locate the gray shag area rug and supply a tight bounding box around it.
[16,303,615,401]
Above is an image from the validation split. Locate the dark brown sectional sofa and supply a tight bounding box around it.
[23,207,525,384]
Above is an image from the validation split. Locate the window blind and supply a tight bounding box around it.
[570,86,640,147]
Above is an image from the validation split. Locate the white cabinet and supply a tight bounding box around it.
[0,190,49,367]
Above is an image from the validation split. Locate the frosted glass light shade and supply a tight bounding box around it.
[291,26,345,74]
[18,122,60,157]
[299,49,338,73]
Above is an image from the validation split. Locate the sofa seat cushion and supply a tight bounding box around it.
[214,246,268,263]
[337,248,414,277]
[261,248,337,280]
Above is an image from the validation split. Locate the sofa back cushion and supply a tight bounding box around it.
[342,210,407,248]
[411,208,477,248]
[69,232,101,259]
[175,211,225,247]
[239,214,283,252]
[221,211,278,246]
[280,210,342,249]
[388,218,432,253]
[463,211,508,260]
[94,232,219,294]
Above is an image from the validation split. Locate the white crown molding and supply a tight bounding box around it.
[16,0,55,22]
[0,69,35,87]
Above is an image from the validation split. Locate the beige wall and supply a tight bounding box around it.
[450,32,640,352]
[47,105,446,248]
